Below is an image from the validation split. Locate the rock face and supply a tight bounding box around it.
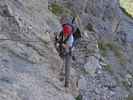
[49,0,120,39]
[49,0,133,100]
[50,0,133,42]
[1,0,133,100]
[0,0,75,100]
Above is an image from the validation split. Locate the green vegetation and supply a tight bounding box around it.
[122,80,130,90]
[87,49,96,54]
[98,40,127,65]
[98,41,108,57]
[80,68,89,75]
[119,0,133,18]
[49,3,63,16]
[75,95,82,100]
[103,64,113,73]
[106,42,126,65]
[49,3,72,16]
[126,94,133,100]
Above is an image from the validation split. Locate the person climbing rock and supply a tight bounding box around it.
[55,15,81,87]
[55,15,81,58]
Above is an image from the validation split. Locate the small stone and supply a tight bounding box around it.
[79,76,87,90]
[126,74,132,79]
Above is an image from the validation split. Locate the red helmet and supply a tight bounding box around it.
[63,24,73,37]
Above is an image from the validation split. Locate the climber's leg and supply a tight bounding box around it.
[64,51,71,87]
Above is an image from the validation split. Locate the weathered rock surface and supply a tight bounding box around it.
[49,0,133,100]
[1,0,133,100]
[0,0,75,100]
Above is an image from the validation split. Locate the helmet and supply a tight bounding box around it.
[63,24,73,37]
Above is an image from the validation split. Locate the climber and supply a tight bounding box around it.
[55,16,81,87]
[55,16,81,58]
[57,23,74,57]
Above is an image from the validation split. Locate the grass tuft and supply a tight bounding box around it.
[49,3,63,16]
[49,3,72,16]
[103,64,113,73]
[75,95,82,100]
[98,40,127,65]
[126,94,133,100]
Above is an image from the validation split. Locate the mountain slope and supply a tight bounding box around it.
[0,0,75,100]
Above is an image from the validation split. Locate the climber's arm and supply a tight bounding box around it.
[63,35,74,48]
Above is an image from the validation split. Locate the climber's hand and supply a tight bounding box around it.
[62,44,69,48]
[56,43,60,47]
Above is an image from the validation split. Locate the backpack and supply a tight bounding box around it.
[57,16,81,47]
[62,16,81,40]
[73,27,81,39]
[70,17,81,39]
